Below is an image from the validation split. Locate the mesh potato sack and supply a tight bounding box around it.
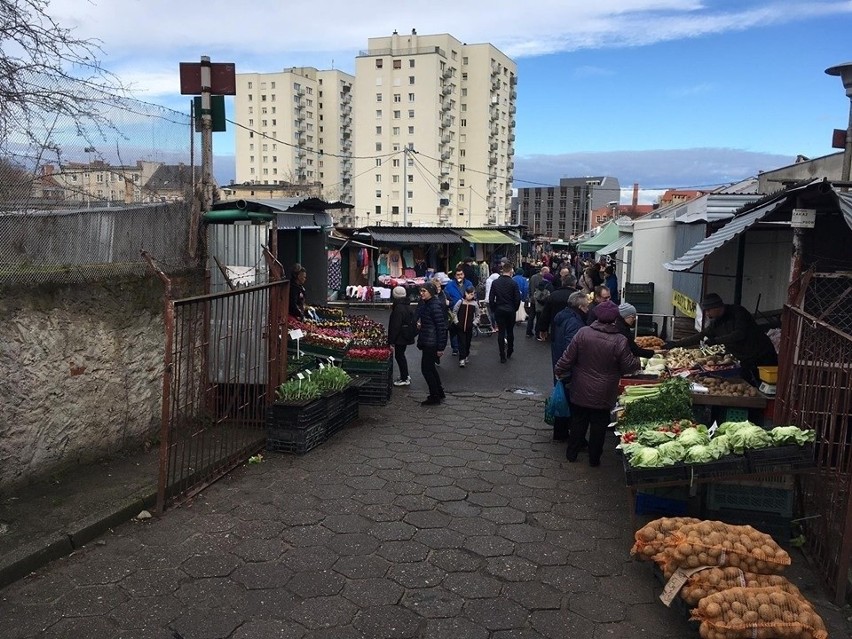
[680,567,803,606]
[631,516,701,562]
[663,520,791,574]
[691,586,828,639]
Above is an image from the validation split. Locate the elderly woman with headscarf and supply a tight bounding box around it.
[555,300,640,466]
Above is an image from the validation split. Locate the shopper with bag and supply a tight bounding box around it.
[416,283,448,406]
[388,286,416,387]
[555,300,639,466]
[549,291,590,441]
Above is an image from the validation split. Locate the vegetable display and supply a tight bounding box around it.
[680,567,803,606]
[694,377,760,398]
[620,377,693,426]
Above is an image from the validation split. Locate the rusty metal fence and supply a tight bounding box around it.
[775,301,852,603]
[155,279,289,512]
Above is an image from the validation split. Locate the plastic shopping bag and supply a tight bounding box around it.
[544,380,570,424]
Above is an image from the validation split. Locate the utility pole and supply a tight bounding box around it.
[403,146,408,227]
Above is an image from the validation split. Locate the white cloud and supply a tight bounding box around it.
[47,1,852,96]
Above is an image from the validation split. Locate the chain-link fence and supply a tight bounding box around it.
[1,71,199,285]
[804,273,852,334]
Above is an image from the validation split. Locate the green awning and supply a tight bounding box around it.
[576,221,620,252]
[460,229,519,244]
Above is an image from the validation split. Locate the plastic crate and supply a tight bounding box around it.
[342,357,391,371]
[343,361,392,406]
[724,407,750,422]
[746,444,815,473]
[686,454,749,480]
[267,398,327,430]
[267,420,327,455]
[705,482,793,518]
[327,405,359,438]
[635,487,689,516]
[622,454,688,486]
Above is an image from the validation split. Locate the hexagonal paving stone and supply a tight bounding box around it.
[341,577,404,607]
[279,510,326,526]
[351,489,398,505]
[448,517,496,536]
[287,595,357,630]
[394,495,438,512]
[42,616,120,639]
[442,571,503,599]
[230,537,289,563]
[321,514,372,534]
[467,492,510,507]
[491,629,549,639]
[412,474,454,488]
[529,609,598,639]
[359,504,406,522]
[317,498,362,515]
[423,485,468,501]
[402,510,450,529]
[231,619,306,639]
[179,551,243,578]
[118,568,185,597]
[421,617,489,639]
[485,556,539,582]
[169,608,244,639]
[0,601,63,638]
[326,533,380,556]
[377,540,430,563]
[352,604,423,639]
[568,591,627,622]
[498,524,547,544]
[437,500,482,518]
[108,593,184,629]
[231,561,294,590]
[231,519,286,540]
[286,569,345,598]
[411,527,466,550]
[332,554,391,579]
[536,565,598,593]
[174,577,249,609]
[280,525,335,548]
[480,506,527,525]
[280,546,340,573]
[502,581,563,610]
[401,586,464,618]
[428,549,484,573]
[69,556,137,586]
[387,562,447,589]
[463,535,515,557]
[368,520,417,541]
[464,597,531,631]
[507,496,554,513]
[54,584,129,617]
[513,543,569,566]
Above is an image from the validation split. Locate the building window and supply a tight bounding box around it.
[408,93,415,102]
[393,93,401,102]
[376,125,382,134]
[408,109,414,118]
[376,93,382,101]
[408,174,414,183]
[375,142,382,151]
[460,118,467,127]
[461,88,467,97]
[376,159,382,166]
[408,126,414,134]
[408,76,414,84]
[376,59,383,68]
[376,174,382,182]
[407,190,413,199]
[393,60,401,69]
[392,175,400,183]
[392,126,400,135]
[376,109,382,118]
[376,205,382,215]
[409,59,415,68]
[376,190,381,198]
[248,81,253,89]
[392,159,400,167]
[462,57,468,65]
[393,110,401,119]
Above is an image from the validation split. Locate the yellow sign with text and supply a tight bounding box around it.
[672,290,697,318]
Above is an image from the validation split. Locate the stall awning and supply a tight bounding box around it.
[359,229,462,244]
[595,233,633,257]
[576,221,620,252]
[664,200,782,272]
[275,211,333,229]
[460,229,520,244]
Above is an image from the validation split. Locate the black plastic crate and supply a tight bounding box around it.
[267,398,327,430]
[686,454,748,480]
[705,482,793,518]
[343,365,392,406]
[327,405,359,438]
[703,508,792,546]
[267,420,327,455]
[746,444,814,473]
[622,455,688,485]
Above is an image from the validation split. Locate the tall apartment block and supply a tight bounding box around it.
[233,67,355,201]
[515,176,621,240]
[353,31,517,227]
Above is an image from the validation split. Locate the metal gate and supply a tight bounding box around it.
[154,279,289,512]
[775,274,852,604]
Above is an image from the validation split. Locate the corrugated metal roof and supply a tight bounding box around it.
[838,191,852,231]
[357,229,462,244]
[664,200,782,272]
[274,212,332,229]
[576,221,620,251]
[595,233,633,257]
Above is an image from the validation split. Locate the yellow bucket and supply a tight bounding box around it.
[758,366,778,384]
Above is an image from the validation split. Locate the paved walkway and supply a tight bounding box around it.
[0,390,849,638]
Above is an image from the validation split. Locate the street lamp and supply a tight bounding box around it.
[825,62,852,187]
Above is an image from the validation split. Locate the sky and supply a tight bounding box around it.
[46,0,852,204]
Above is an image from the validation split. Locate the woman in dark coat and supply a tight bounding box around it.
[555,301,639,466]
[549,291,589,441]
[388,286,415,386]
[417,283,448,406]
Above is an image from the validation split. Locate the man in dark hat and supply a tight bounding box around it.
[665,293,777,385]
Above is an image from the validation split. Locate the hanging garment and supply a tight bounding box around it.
[377,252,390,276]
[402,249,415,269]
[327,251,342,291]
[388,249,403,278]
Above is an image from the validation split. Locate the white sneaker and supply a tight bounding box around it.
[393,377,411,386]
[459,359,466,367]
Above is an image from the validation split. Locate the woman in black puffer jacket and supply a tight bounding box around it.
[416,283,448,405]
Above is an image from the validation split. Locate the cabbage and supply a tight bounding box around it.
[677,426,710,447]
[628,446,664,468]
[684,444,716,464]
[727,424,774,453]
[708,434,732,457]
[769,426,815,446]
[656,440,686,464]
[637,429,676,447]
[716,420,757,436]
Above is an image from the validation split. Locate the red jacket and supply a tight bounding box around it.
[555,321,640,410]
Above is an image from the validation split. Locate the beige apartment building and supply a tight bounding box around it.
[33,160,165,206]
[353,31,517,227]
[233,67,355,201]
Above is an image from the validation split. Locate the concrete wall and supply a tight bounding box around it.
[0,272,204,489]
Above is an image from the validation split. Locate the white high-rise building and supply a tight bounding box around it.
[233,67,354,201]
[353,30,517,227]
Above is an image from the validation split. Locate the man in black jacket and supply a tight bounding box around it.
[665,293,777,385]
[489,262,521,363]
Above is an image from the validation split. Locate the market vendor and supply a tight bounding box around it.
[288,263,308,319]
[665,293,778,385]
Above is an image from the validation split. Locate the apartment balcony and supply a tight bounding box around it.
[442,116,452,128]
[507,159,515,170]
[491,77,501,91]
[441,151,451,161]
[510,88,517,100]
[342,130,351,139]
[490,141,498,151]
[294,102,304,111]
[487,214,497,225]
[297,137,307,147]
[509,104,517,115]
[441,132,451,144]
[491,125,499,136]
[508,132,515,142]
[507,144,514,155]
[442,67,452,79]
[342,104,352,115]
[509,118,516,128]
[488,154,497,166]
[439,164,450,177]
[441,99,452,112]
[509,74,517,86]
[491,61,500,75]
[442,84,453,95]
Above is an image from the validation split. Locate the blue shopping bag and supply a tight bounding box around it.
[544,380,570,424]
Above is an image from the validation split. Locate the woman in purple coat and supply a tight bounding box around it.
[555,300,639,466]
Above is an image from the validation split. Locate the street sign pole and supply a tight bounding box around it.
[200,56,213,213]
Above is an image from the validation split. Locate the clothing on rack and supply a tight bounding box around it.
[327,251,342,291]
[377,252,390,276]
[388,250,403,278]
